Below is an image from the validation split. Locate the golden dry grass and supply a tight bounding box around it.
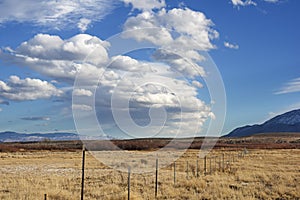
[0,149,299,199]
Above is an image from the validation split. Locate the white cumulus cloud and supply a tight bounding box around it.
[0,0,116,31]
[0,76,63,101]
[192,80,204,88]
[123,8,218,53]
[110,55,153,72]
[231,0,257,7]
[122,0,166,11]
[78,18,92,33]
[1,34,110,83]
[73,89,93,97]
[123,8,218,79]
[1,31,215,137]
[72,104,93,111]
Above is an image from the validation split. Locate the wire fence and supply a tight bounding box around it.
[63,148,250,200]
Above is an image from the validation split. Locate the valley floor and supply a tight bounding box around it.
[0,149,299,199]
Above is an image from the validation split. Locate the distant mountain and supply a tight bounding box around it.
[225,109,300,137]
[0,131,111,142]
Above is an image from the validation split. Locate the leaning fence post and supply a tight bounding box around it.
[128,166,131,200]
[81,145,86,200]
[155,158,158,198]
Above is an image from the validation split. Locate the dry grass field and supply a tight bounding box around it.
[0,148,299,200]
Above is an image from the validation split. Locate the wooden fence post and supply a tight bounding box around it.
[209,157,212,174]
[219,156,222,172]
[81,145,86,200]
[222,153,225,172]
[186,161,189,179]
[44,194,47,200]
[196,159,199,178]
[155,158,158,198]
[173,162,176,186]
[214,156,217,172]
[204,156,207,176]
[128,167,131,200]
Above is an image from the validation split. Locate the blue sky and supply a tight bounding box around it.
[0,0,299,138]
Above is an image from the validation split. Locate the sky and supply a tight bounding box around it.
[0,0,299,138]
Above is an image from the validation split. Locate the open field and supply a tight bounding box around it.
[0,148,299,199]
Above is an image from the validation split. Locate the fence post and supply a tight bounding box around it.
[81,145,86,200]
[222,153,225,172]
[155,158,158,198]
[186,161,189,179]
[209,157,212,174]
[204,156,207,176]
[44,194,47,200]
[196,159,199,178]
[219,156,221,172]
[173,162,176,186]
[214,156,217,172]
[128,167,131,200]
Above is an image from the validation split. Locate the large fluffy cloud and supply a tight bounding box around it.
[123,8,218,79]
[0,76,62,101]
[123,8,218,53]
[1,34,110,83]
[88,56,214,137]
[0,0,116,32]
[1,23,214,137]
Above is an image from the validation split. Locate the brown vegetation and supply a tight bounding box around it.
[0,148,299,199]
[0,134,299,199]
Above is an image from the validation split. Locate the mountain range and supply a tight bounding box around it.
[0,131,110,143]
[226,109,300,137]
[1,109,300,142]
